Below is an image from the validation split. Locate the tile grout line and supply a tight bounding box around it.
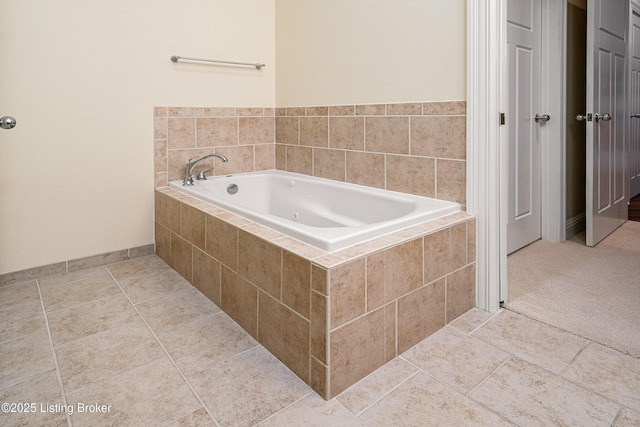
[105,268,223,427]
[352,367,421,418]
[252,391,314,426]
[35,279,73,427]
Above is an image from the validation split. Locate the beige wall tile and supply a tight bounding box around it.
[203,107,236,117]
[329,117,365,151]
[238,231,282,299]
[169,233,193,282]
[437,159,466,205]
[286,145,313,175]
[387,103,422,115]
[155,223,170,262]
[258,291,310,382]
[181,204,205,250]
[386,155,435,197]
[237,107,264,116]
[239,117,274,145]
[276,117,299,145]
[168,118,196,149]
[300,117,328,147]
[275,143,287,170]
[345,151,385,189]
[193,248,221,307]
[423,101,466,115]
[310,358,329,399]
[255,144,275,171]
[365,117,409,154]
[221,267,258,338]
[158,191,180,233]
[282,251,311,319]
[205,215,238,271]
[330,307,386,397]
[384,239,423,302]
[467,219,477,263]
[310,291,327,364]
[214,145,254,176]
[196,118,238,147]
[287,107,305,116]
[329,258,366,329]
[154,106,167,117]
[410,116,466,159]
[424,228,451,284]
[305,106,328,116]
[168,107,203,117]
[356,104,385,115]
[397,278,446,353]
[155,139,167,172]
[451,222,468,271]
[446,264,476,323]
[385,302,397,361]
[329,105,355,116]
[168,148,213,182]
[313,148,345,182]
[366,252,386,312]
[311,265,328,295]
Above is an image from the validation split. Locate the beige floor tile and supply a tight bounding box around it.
[448,307,496,334]
[38,266,107,288]
[47,294,139,346]
[0,300,46,343]
[615,408,640,427]
[0,280,40,310]
[562,342,640,412]
[56,318,164,393]
[66,357,201,427]
[191,346,311,427]
[106,255,171,280]
[471,310,587,374]
[358,371,512,427]
[0,371,68,427]
[258,393,363,427]
[167,407,216,427]
[0,331,55,389]
[336,357,418,415]
[469,357,620,427]
[135,287,221,333]
[402,325,510,395]
[159,312,258,377]
[118,267,193,304]
[40,272,122,312]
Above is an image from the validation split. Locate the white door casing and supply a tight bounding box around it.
[630,5,640,198]
[586,0,628,247]
[506,0,543,254]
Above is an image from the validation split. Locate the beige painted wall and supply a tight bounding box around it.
[0,0,466,274]
[0,1,275,274]
[275,0,466,106]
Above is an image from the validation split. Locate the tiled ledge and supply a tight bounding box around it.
[154,186,474,270]
[0,244,155,287]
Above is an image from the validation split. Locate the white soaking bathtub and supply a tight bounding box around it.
[168,170,460,252]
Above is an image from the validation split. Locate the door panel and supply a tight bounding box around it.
[507,0,542,254]
[630,12,640,197]
[586,0,628,247]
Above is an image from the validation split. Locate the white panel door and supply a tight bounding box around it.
[586,0,628,247]
[630,10,640,198]
[507,0,544,254]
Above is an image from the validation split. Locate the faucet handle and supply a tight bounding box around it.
[197,168,213,180]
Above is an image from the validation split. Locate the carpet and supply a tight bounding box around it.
[505,220,640,358]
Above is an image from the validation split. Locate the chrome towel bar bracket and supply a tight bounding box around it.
[171,55,265,70]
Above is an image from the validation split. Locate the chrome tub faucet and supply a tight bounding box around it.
[183,153,228,186]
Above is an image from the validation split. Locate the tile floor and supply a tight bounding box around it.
[1,255,639,427]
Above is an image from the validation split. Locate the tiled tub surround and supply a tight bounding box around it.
[155,188,476,399]
[154,101,466,209]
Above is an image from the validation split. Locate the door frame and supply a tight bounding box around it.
[467,0,566,311]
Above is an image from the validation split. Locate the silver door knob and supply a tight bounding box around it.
[632,113,640,118]
[535,113,551,123]
[594,113,612,122]
[575,113,592,122]
[0,116,17,130]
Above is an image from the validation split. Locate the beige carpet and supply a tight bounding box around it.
[505,220,640,358]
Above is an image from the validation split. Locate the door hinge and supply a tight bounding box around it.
[500,113,506,126]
